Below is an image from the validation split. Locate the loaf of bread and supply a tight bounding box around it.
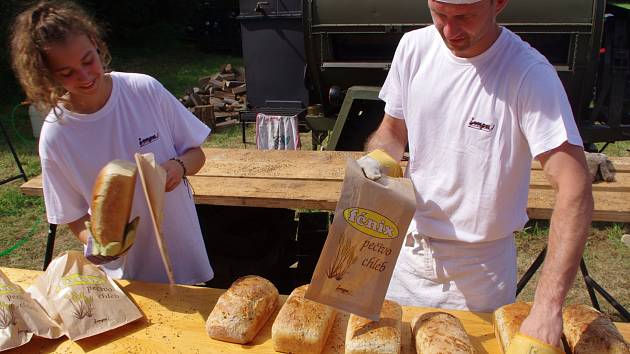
[411,311,474,354]
[493,302,531,353]
[271,285,336,353]
[90,159,137,245]
[346,299,402,354]
[205,275,279,344]
[563,304,629,354]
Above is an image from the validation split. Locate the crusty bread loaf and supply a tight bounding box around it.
[272,285,336,354]
[90,160,137,245]
[411,311,474,354]
[563,304,629,354]
[493,302,531,353]
[346,299,402,354]
[205,275,279,344]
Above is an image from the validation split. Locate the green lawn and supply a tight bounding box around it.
[0,22,628,320]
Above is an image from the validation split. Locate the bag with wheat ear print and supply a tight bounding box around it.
[26,251,143,341]
[305,158,415,321]
[0,270,62,351]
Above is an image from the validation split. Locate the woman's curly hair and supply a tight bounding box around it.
[9,0,111,113]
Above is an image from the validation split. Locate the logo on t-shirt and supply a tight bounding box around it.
[467,117,495,132]
[138,133,160,147]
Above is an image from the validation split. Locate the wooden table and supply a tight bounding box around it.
[3,267,628,354]
[20,148,630,221]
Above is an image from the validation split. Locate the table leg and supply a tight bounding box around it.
[43,224,57,270]
[516,247,547,296]
[580,259,630,321]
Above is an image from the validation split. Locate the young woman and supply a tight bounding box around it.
[10,1,214,284]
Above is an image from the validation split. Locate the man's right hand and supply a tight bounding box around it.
[505,333,564,354]
[83,217,139,264]
[356,149,403,180]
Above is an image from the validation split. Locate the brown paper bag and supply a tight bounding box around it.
[305,158,416,321]
[134,152,175,284]
[0,270,62,350]
[27,251,143,341]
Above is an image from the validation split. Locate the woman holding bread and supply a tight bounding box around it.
[9,0,214,285]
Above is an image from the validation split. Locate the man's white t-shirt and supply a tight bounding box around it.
[39,72,214,284]
[380,26,582,242]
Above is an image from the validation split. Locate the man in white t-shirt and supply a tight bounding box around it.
[361,0,593,351]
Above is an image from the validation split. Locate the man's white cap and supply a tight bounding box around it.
[436,0,482,3]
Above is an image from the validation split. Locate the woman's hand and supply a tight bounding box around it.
[162,158,185,192]
[161,148,205,192]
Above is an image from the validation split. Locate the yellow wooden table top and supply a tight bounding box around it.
[3,267,629,354]
[19,148,630,221]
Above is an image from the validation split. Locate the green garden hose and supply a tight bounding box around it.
[0,218,41,257]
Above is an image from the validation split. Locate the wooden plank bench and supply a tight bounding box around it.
[21,148,630,221]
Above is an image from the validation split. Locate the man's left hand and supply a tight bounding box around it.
[518,305,564,349]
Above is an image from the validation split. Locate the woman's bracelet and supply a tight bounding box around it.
[169,157,187,178]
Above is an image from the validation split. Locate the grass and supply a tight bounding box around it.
[596,141,630,157]
[0,21,628,321]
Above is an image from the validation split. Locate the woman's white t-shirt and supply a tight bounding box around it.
[39,71,214,284]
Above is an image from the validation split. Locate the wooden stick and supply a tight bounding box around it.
[134,153,176,285]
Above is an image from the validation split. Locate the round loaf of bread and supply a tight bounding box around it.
[90,159,137,245]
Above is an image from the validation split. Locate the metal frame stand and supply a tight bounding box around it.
[0,113,53,270]
[0,118,28,185]
[516,246,630,321]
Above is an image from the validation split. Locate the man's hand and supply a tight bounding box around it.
[505,332,564,354]
[517,305,564,350]
[357,149,403,180]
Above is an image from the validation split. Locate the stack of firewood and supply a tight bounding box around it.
[179,64,246,130]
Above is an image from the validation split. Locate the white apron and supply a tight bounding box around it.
[386,232,517,312]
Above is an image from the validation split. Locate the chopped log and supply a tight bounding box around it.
[221,73,236,81]
[225,81,244,88]
[198,75,212,87]
[210,97,226,107]
[193,105,216,130]
[190,92,204,107]
[213,90,236,100]
[221,63,233,74]
[232,84,247,95]
[199,94,211,105]
[183,95,195,107]
[209,79,224,89]
[223,98,239,105]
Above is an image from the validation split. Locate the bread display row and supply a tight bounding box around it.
[205,276,483,353]
[205,276,629,353]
